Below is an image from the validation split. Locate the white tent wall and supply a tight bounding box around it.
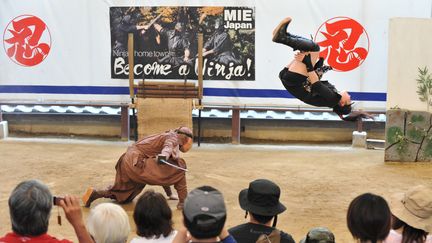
[1,0,431,109]
[387,17,432,111]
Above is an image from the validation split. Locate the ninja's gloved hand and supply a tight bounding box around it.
[315,65,333,80]
[302,54,314,72]
[157,155,167,164]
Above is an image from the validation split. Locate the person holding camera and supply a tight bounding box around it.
[83,126,193,210]
[0,179,93,243]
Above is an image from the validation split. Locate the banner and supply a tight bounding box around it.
[1,0,431,107]
[110,6,255,81]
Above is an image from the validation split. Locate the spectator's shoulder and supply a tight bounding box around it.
[0,235,8,243]
[130,237,142,243]
[279,230,295,243]
[228,223,249,233]
[47,235,73,243]
[57,240,73,243]
[0,233,72,243]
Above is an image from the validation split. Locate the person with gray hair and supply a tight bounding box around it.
[0,179,93,243]
[87,203,131,243]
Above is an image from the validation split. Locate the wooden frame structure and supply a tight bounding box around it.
[127,33,204,142]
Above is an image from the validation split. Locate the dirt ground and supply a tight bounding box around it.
[1,138,432,242]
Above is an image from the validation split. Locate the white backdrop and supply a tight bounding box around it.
[1,0,431,109]
[387,18,432,111]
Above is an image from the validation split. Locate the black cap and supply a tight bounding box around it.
[183,186,226,239]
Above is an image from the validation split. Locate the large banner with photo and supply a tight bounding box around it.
[110,6,255,81]
[1,0,432,107]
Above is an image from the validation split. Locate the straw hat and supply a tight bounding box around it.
[390,185,432,232]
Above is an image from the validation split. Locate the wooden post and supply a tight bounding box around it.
[128,33,135,98]
[198,109,202,146]
[197,33,203,99]
[197,33,204,146]
[120,106,130,140]
[128,33,137,141]
[232,107,241,144]
[357,119,363,132]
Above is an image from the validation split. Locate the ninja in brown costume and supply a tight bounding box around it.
[82,126,193,209]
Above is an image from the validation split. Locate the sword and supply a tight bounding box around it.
[159,158,189,172]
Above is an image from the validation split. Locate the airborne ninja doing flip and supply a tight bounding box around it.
[273,17,372,121]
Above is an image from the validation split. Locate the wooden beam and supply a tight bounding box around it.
[137,87,198,91]
[138,81,196,87]
[139,90,198,95]
[136,94,198,99]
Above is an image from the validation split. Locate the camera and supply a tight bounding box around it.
[53,196,64,206]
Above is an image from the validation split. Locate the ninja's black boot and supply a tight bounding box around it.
[272,18,320,52]
[272,17,292,44]
[314,57,325,70]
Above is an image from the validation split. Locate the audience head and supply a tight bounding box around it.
[133,190,174,238]
[389,185,432,241]
[87,203,130,243]
[347,193,391,243]
[183,186,226,239]
[299,227,335,243]
[239,179,286,227]
[8,180,52,236]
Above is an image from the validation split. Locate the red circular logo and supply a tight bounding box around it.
[314,16,369,72]
[3,15,51,67]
